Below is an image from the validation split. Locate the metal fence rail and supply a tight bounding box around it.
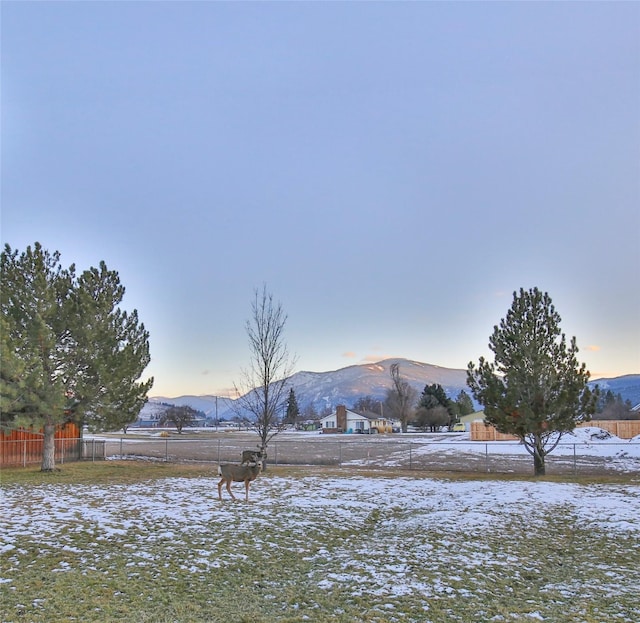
[102,437,640,476]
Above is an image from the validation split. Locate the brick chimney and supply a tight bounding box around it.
[336,405,347,432]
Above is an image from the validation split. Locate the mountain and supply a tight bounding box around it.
[285,358,470,414]
[589,374,640,407]
[140,360,640,424]
[141,359,473,421]
[141,395,235,422]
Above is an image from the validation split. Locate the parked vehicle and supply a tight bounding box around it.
[452,422,466,432]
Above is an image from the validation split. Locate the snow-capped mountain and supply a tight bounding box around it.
[141,359,473,421]
[139,359,640,423]
[284,358,469,414]
[588,374,640,406]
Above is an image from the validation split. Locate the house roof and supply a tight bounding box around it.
[358,410,389,421]
[320,409,391,423]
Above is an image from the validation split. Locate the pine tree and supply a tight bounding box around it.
[467,287,596,476]
[69,262,152,433]
[418,384,452,412]
[455,390,475,416]
[1,243,153,470]
[285,387,300,426]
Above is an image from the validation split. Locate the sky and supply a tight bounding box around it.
[2,1,639,398]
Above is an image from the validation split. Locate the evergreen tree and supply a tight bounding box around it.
[1,243,153,470]
[467,287,596,476]
[285,387,300,426]
[69,262,152,433]
[419,384,451,412]
[415,383,453,429]
[454,390,475,416]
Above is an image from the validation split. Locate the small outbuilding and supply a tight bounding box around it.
[320,405,393,434]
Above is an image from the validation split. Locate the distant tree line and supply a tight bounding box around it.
[594,390,637,420]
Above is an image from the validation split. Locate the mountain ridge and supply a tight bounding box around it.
[141,359,640,422]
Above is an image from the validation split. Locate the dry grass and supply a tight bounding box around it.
[2,462,639,623]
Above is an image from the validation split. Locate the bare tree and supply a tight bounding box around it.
[233,285,296,464]
[385,363,417,433]
[414,405,450,432]
[158,405,198,434]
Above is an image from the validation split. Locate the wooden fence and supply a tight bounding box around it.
[0,422,82,467]
[471,419,640,441]
[578,420,640,439]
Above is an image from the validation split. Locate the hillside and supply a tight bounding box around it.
[589,374,640,406]
[141,358,470,421]
[285,358,469,414]
[140,360,640,424]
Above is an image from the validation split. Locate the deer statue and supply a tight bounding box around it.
[217,456,263,502]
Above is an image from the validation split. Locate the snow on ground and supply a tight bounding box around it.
[90,425,640,473]
[405,426,640,459]
[2,471,640,621]
[2,474,639,574]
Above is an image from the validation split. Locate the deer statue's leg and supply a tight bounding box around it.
[217,479,224,501]
[245,480,250,502]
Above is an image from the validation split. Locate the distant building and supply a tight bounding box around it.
[320,405,394,434]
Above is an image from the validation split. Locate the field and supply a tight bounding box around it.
[91,427,640,476]
[1,462,639,623]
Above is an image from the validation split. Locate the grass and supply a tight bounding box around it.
[0,460,213,486]
[1,462,639,623]
[1,460,636,487]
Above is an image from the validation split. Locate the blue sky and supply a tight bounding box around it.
[2,2,639,397]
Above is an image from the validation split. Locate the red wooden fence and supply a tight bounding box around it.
[0,422,82,467]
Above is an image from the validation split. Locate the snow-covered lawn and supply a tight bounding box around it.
[2,469,639,622]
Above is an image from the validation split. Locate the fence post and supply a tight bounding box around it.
[485,444,489,472]
[120,437,123,458]
[274,442,278,466]
[339,442,342,466]
[573,444,577,476]
[165,437,169,462]
[409,443,412,470]
[61,438,64,464]
[23,438,27,468]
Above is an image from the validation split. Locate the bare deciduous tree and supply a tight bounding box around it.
[414,405,450,432]
[385,363,417,433]
[158,405,198,434]
[233,285,296,464]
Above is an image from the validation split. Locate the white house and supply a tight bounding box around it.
[320,405,393,434]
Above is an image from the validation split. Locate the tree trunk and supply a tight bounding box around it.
[259,440,268,471]
[533,448,546,476]
[41,419,56,472]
